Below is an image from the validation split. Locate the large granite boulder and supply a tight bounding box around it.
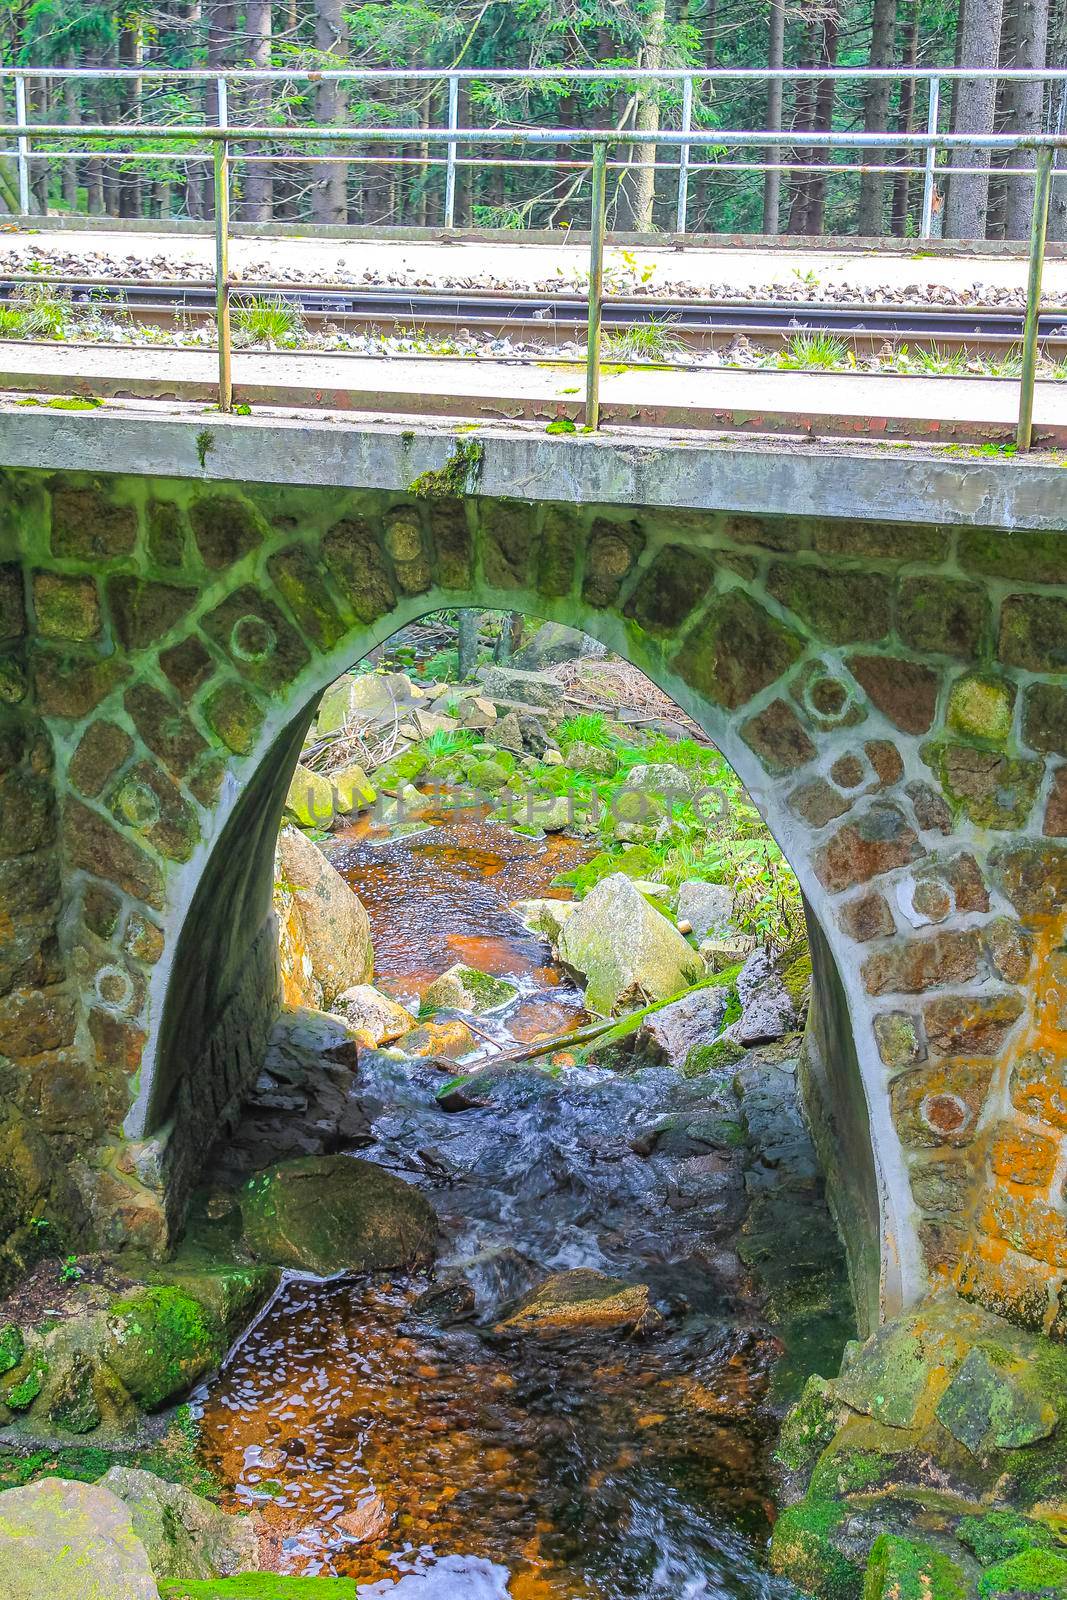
[636,986,730,1069]
[676,881,735,940]
[330,984,415,1044]
[494,1269,659,1338]
[556,873,700,1014]
[276,826,373,1006]
[733,947,798,1046]
[100,1467,258,1580]
[240,1154,438,1276]
[423,964,519,1015]
[476,663,565,712]
[0,1477,158,1599]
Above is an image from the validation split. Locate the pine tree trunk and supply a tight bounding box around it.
[1002,0,1050,239]
[763,0,786,234]
[242,0,273,222]
[118,18,144,218]
[631,0,666,232]
[891,3,921,235]
[457,611,480,679]
[857,0,899,236]
[312,0,348,225]
[206,0,235,222]
[62,68,80,213]
[943,0,1005,239]
[1049,0,1067,238]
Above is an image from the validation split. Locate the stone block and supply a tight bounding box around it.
[873,1010,925,1069]
[481,500,537,591]
[0,986,77,1057]
[674,590,805,711]
[722,511,808,551]
[322,515,396,623]
[109,760,199,863]
[897,574,988,658]
[123,913,164,965]
[890,1059,995,1148]
[960,525,1067,585]
[428,501,473,590]
[789,778,851,828]
[740,699,816,773]
[813,804,923,893]
[188,754,226,806]
[32,648,129,721]
[982,917,1034,984]
[82,882,121,939]
[89,1008,147,1076]
[201,586,310,693]
[999,594,1067,673]
[928,742,1044,831]
[1022,682,1067,757]
[0,767,54,858]
[65,796,165,909]
[0,564,25,642]
[124,682,207,779]
[623,544,715,636]
[1010,1050,1067,1130]
[813,519,947,561]
[909,1152,977,1215]
[840,890,895,942]
[991,840,1067,918]
[767,561,892,643]
[203,679,263,755]
[1044,767,1067,837]
[107,576,196,651]
[581,517,644,608]
[51,485,137,558]
[830,752,865,789]
[991,1124,1059,1188]
[846,653,940,735]
[905,779,952,834]
[32,571,100,642]
[69,719,133,798]
[159,635,215,700]
[865,740,904,787]
[145,499,187,567]
[0,651,27,707]
[946,672,1016,744]
[861,929,980,996]
[958,1244,1056,1331]
[791,660,866,729]
[981,1190,1067,1268]
[382,509,431,595]
[923,993,1025,1057]
[268,545,347,649]
[188,493,262,568]
[536,507,580,598]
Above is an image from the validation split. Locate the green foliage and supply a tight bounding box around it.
[778,332,850,372]
[602,315,683,363]
[408,438,484,499]
[422,727,479,757]
[958,1511,1056,1567]
[558,711,611,747]
[232,295,306,348]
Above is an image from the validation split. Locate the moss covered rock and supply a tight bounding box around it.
[0,1476,159,1599]
[240,1154,438,1277]
[100,1467,258,1580]
[158,1579,358,1598]
[494,1269,659,1339]
[958,1511,1057,1567]
[769,1496,862,1600]
[422,963,519,1016]
[104,1286,225,1412]
[556,873,701,1015]
[862,1535,969,1600]
[978,1548,1067,1598]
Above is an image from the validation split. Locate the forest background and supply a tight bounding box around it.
[0,2,1062,244]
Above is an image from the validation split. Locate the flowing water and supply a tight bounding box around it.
[196,805,847,1598]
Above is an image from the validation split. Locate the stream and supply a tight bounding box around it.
[194,805,852,1598]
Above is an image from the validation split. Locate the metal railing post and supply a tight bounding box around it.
[444,74,459,228]
[676,75,693,233]
[585,143,607,432]
[214,132,232,414]
[1017,144,1053,452]
[920,77,940,238]
[14,76,30,215]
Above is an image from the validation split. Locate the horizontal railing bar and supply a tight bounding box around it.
[4,123,1066,149]
[2,66,1067,83]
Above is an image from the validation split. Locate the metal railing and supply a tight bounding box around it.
[0,90,1063,448]
[3,65,1067,236]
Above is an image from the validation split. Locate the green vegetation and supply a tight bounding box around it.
[778,332,850,372]
[231,295,306,348]
[558,711,611,747]
[408,438,484,499]
[602,315,682,363]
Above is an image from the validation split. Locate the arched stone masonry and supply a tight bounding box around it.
[1,466,1065,1336]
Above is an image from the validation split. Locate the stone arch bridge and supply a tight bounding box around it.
[0,412,1065,1340]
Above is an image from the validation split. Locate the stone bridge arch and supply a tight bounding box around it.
[2,457,1065,1339]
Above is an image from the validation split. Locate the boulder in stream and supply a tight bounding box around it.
[330,984,416,1044]
[494,1269,660,1338]
[0,1477,159,1600]
[393,1018,475,1059]
[556,872,701,1015]
[423,964,518,1015]
[733,947,800,1046]
[276,825,373,1007]
[637,985,731,1069]
[240,1154,438,1276]
[99,1467,258,1580]
[676,881,736,940]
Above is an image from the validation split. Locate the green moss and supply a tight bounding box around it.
[958,1512,1056,1567]
[157,1579,358,1598]
[775,1375,841,1476]
[195,428,215,469]
[809,1447,895,1502]
[978,1548,1067,1598]
[683,1036,746,1077]
[106,1285,223,1411]
[408,438,483,499]
[769,1495,862,1600]
[6,1352,47,1410]
[0,1322,24,1375]
[782,951,813,1010]
[863,1534,968,1600]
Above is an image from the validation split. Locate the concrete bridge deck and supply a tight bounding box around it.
[4,342,1066,445]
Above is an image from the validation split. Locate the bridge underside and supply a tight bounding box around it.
[1,412,1065,1340]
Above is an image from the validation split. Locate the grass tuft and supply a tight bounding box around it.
[232,294,305,347]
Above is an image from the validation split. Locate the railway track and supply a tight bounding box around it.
[3,275,1067,352]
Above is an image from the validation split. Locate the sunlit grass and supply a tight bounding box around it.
[602,315,682,363]
[776,331,849,371]
[232,294,306,347]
